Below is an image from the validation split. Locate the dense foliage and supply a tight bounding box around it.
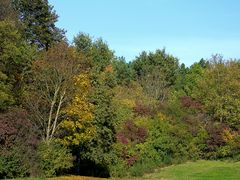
[1,1,240,179]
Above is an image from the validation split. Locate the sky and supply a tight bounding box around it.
[49,0,240,66]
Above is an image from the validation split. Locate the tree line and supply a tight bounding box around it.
[1,0,240,178]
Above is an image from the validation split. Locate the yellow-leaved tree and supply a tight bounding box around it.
[60,72,95,145]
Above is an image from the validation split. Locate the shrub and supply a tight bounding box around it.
[109,158,127,177]
[0,108,39,179]
[133,101,154,117]
[180,96,202,110]
[0,144,31,178]
[117,120,148,144]
[129,162,145,176]
[37,141,73,177]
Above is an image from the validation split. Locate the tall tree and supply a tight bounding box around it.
[194,56,240,128]
[60,72,95,146]
[132,49,179,101]
[74,33,114,72]
[0,20,35,110]
[112,57,134,85]
[25,42,82,142]
[13,0,65,50]
[83,70,117,175]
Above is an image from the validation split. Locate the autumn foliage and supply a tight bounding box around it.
[1,1,240,179]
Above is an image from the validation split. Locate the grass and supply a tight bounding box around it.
[14,160,240,180]
[14,176,106,180]
[126,160,240,180]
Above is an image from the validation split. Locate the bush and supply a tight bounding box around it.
[129,162,145,176]
[0,108,39,179]
[109,158,127,177]
[0,144,32,178]
[37,141,73,177]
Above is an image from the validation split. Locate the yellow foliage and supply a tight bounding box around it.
[60,72,95,145]
[135,116,150,127]
[222,128,236,142]
[157,112,168,121]
[120,99,136,109]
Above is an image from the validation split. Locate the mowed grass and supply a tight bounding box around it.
[14,160,240,180]
[14,176,106,180]
[127,160,240,180]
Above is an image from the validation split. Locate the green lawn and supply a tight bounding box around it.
[14,160,240,180]
[128,160,240,180]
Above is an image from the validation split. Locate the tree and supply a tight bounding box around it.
[37,141,73,177]
[132,49,179,101]
[60,72,95,146]
[91,38,114,72]
[0,20,35,110]
[194,56,240,128]
[72,70,117,177]
[74,33,114,72]
[25,42,82,142]
[181,62,205,97]
[113,57,134,85]
[0,71,14,110]
[13,0,65,50]
[73,33,92,54]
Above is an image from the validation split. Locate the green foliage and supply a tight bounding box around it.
[132,49,179,101]
[0,71,14,109]
[74,32,92,54]
[91,39,114,72]
[13,0,65,50]
[109,160,127,177]
[0,145,28,178]
[113,57,134,85]
[174,61,205,96]
[194,58,240,128]
[0,20,35,109]
[74,33,114,72]
[146,117,193,164]
[2,3,240,178]
[84,71,117,166]
[129,160,156,176]
[37,141,73,177]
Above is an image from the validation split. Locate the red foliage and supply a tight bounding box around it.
[0,108,39,147]
[206,123,227,150]
[126,156,138,166]
[116,132,129,145]
[180,96,202,110]
[117,120,148,144]
[133,101,154,116]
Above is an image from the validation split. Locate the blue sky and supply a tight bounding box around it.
[49,0,240,66]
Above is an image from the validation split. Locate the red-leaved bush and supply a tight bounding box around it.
[126,156,138,166]
[180,96,202,110]
[117,120,148,144]
[116,120,148,166]
[133,101,154,116]
[0,108,38,147]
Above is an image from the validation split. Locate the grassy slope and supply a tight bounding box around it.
[15,160,240,180]
[15,176,106,180]
[132,160,240,180]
